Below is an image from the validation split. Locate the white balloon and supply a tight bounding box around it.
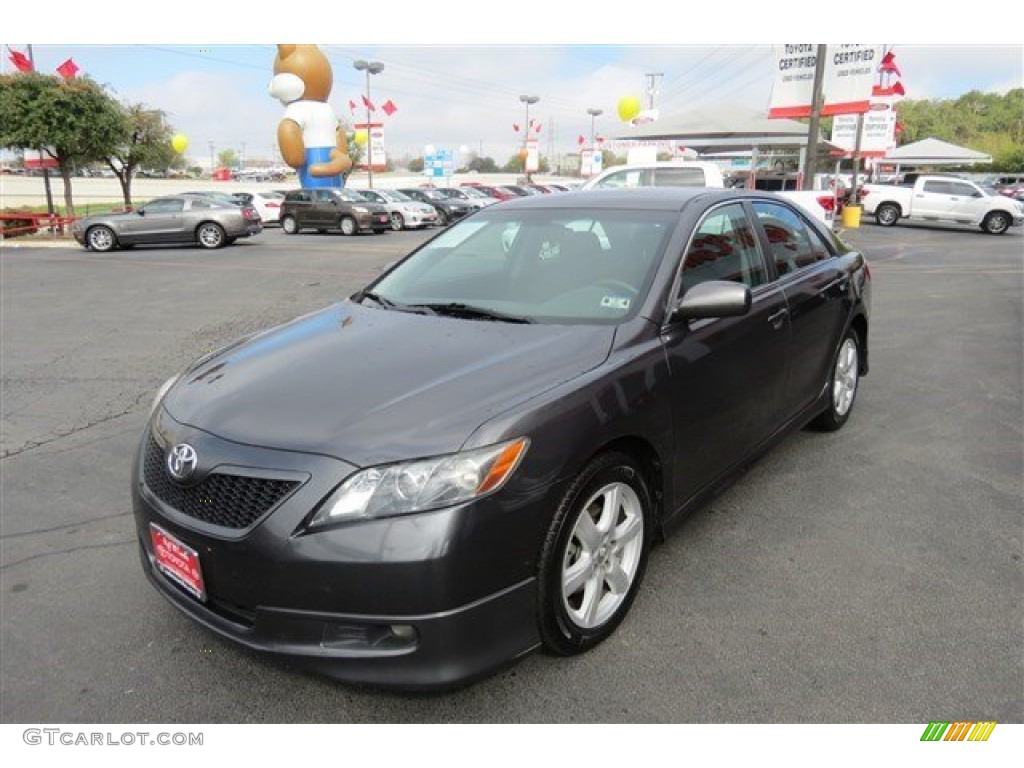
[423,144,436,156]
[458,145,469,154]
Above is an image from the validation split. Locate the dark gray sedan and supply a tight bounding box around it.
[133,188,871,689]
[72,195,262,251]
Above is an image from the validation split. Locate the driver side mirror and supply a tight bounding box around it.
[137,209,146,216]
[672,280,752,321]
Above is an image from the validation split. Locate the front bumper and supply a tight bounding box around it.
[132,411,555,688]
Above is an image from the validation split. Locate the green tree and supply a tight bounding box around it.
[104,105,176,207]
[407,157,424,172]
[467,155,498,173]
[217,149,238,169]
[0,72,129,217]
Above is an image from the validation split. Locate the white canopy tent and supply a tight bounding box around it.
[883,137,992,166]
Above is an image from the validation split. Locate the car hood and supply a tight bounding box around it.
[162,302,614,466]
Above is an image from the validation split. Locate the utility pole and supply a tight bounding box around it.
[802,45,827,191]
[645,72,664,110]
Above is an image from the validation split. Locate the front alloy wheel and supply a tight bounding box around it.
[339,216,357,236]
[87,225,116,252]
[982,211,1011,235]
[281,215,298,235]
[390,212,405,231]
[539,453,652,655]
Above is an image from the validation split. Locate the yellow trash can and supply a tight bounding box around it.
[841,204,862,228]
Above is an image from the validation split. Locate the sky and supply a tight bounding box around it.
[4,4,1023,168]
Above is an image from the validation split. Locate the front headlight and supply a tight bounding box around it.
[352,206,368,214]
[309,438,529,528]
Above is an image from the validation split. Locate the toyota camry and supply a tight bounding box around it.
[133,188,871,689]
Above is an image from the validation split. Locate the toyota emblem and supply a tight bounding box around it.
[167,443,198,481]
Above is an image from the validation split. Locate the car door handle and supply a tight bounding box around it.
[820,277,849,294]
[768,308,789,328]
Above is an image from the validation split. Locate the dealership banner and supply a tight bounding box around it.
[353,123,386,171]
[769,44,883,118]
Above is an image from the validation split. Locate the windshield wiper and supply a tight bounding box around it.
[410,302,534,323]
[354,290,437,315]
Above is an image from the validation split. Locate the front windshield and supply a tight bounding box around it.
[460,187,488,198]
[365,207,676,324]
[380,190,411,202]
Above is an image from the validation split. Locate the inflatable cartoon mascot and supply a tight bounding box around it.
[269,45,352,188]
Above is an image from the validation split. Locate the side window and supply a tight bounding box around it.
[188,200,212,210]
[143,198,184,213]
[313,190,334,203]
[752,202,830,276]
[948,182,979,197]
[923,180,952,195]
[652,167,705,187]
[680,203,767,293]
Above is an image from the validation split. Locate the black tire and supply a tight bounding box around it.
[981,211,1011,235]
[875,203,900,227]
[281,215,299,235]
[86,225,117,252]
[196,222,226,249]
[390,212,404,231]
[435,208,448,227]
[810,327,861,432]
[339,216,357,236]
[538,452,653,656]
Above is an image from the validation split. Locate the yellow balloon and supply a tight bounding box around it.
[617,96,641,122]
[353,129,369,147]
[171,134,189,153]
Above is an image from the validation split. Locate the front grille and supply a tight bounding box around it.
[143,437,299,529]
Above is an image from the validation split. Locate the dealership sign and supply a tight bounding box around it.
[769,44,883,118]
[830,112,897,157]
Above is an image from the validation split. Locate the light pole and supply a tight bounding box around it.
[519,94,539,181]
[354,59,384,188]
[586,108,603,147]
[208,141,215,178]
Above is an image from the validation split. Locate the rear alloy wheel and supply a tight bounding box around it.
[339,216,357,236]
[281,215,299,235]
[390,212,405,231]
[810,328,861,432]
[538,453,653,656]
[981,211,1011,235]
[875,203,900,227]
[435,208,448,226]
[86,225,117,252]
[196,222,226,249]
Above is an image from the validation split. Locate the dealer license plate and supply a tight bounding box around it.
[150,523,206,601]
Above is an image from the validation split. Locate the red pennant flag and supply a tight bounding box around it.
[512,123,520,133]
[596,135,604,144]
[880,50,902,77]
[577,135,585,146]
[56,58,79,80]
[381,99,397,116]
[361,94,375,112]
[534,123,542,133]
[894,122,904,135]
[7,47,33,73]
[892,81,906,96]
[348,99,357,114]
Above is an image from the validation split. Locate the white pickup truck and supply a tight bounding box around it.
[861,175,1023,234]
[580,162,837,227]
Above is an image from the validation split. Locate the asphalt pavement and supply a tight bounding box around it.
[1,219,1021,724]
